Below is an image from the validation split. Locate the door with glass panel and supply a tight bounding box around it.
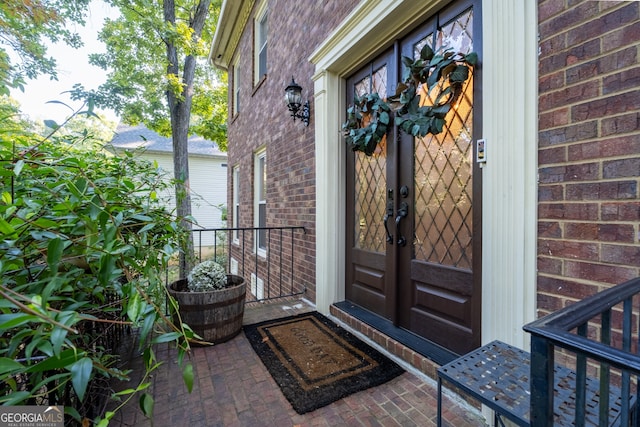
[345,0,481,355]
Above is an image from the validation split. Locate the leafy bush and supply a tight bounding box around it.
[187,260,227,292]
[0,102,192,425]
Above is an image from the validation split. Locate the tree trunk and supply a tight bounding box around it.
[172,102,194,278]
[163,0,211,277]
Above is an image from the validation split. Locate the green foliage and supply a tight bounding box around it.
[0,95,32,134]
[342,46,477,156]
[0,0,90,94]
[393,48,477,137]
[72,0,227,149]
[70,0,228,276]
[342,93,391,156]
[0,104,192,425]
[187,260,227,292]
[22,97,118,149]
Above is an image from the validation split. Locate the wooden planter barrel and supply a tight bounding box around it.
[168,275,246,344]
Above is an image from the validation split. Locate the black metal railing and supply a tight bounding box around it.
[524,277,640,426]
[189,226,307,302]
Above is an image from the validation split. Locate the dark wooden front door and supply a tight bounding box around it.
[345,0,481,355]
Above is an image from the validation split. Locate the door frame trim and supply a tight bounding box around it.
[310,0,538,349]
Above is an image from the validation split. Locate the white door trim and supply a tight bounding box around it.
[310,0,538,349]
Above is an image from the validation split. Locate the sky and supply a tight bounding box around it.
[11,1,119,124]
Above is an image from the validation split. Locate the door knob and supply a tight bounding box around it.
[383,189,394,244]
[383,203,394,244]
[395,202,408,246]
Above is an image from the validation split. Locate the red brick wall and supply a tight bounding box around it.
[226,1,359,303]
[537,0,640,316]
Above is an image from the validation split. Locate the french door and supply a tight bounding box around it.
[345,0,482,355]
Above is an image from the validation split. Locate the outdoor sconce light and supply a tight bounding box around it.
[284,77,310,126]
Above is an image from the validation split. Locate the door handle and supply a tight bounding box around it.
[383,201,394,244]
[395,202,408,246]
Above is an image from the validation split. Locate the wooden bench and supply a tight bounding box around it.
[437,340,635,426]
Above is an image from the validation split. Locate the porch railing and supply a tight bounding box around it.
[189,226,307,302]
[523,277,640,426]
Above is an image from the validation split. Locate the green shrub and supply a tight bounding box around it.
[187,260,227,292]
[0,104,192,425]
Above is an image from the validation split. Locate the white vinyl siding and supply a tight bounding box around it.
[142,153,227,246]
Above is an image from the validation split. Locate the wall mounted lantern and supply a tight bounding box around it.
[284,77,310,126]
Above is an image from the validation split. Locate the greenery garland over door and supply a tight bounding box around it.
[342,46,477,156]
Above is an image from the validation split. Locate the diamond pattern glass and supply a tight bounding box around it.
[437,8,474,53]
[413,8,474,269]
[354,77,370,98]
[354,66,388,252]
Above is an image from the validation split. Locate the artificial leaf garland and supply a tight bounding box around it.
[341,93,391,156]
[342,45,477,156]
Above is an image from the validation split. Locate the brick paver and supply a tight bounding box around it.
[110,302,487,427]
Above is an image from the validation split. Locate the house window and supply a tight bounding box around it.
[254,149,266,255]
[232,165,240,244]
[232,57,240,116]
[254,2,268,84]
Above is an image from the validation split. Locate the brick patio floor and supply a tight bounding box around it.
[110,299,488,427]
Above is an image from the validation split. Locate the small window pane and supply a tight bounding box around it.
[258,46,267,77]
[256,10,268,78]
[233,63,241,114]
[258,203,266,250]
[254,150,267,254]
[259,157,266,200]
[232,166,240,241]
[259,13,268,41]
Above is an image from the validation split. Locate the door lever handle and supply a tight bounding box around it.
[383,202,394,244]
[395,202,408,246]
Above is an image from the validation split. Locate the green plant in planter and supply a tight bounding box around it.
[168,260,246,344]
[342,45,477,156]
[187,260,228,291]
[0,100,193,426]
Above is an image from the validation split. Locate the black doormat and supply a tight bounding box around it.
[243,311,404,414]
